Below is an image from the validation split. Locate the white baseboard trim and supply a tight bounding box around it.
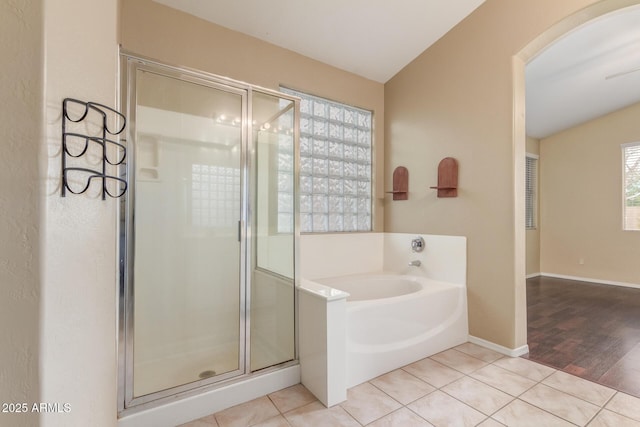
[468,335,529,357]
[540,272,640,290]
[526,273,541,279]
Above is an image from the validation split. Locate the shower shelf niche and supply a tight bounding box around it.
[137,135,161,181]
[61,98,128,199]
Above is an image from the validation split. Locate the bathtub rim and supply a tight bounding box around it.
[312,272,464,307]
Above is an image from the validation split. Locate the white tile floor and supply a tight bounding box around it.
[180,343,640,427]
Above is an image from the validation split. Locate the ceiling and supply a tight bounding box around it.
[154,1,640,140]
[153,0,485,83]
[526,5,640,139]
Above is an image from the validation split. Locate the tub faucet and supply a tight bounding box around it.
[408,260,421,267]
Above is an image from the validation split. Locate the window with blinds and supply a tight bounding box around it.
[525,154,538,230]
[281,87,373,233]
[623,142,640,231]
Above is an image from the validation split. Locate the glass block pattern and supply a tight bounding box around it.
[281,87,372,232]
[275,99,296,234]
[191,164,241,228]
[277,132,295,234]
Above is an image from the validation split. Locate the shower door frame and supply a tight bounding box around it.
[117,52,301,414]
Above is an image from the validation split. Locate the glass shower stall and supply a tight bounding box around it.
[118,54,299,411]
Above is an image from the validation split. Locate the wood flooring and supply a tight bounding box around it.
[524,276,640,398]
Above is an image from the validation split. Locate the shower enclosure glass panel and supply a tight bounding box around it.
[251,92,296,371]
[119,55,299,412]
[131,69,245,398]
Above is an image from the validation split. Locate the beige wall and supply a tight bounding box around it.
[3,1,120,425]
[540,101,640,285]
[40,0,119,425]
[119,0,385,231]
[526,137,540,156]
[384,0,603,348]
[526,137,540,276]
[8,5,640,426]
[0,1,43,426]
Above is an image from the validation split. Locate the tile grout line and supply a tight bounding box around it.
[511,368,609,427]
[597,396,640,425]
[590,391,617,423]
[358,355,480,426]
[434,349,604,426]
[481,356,554,424]
[366,375,422,406]
[336,400,368,427]
[608,391,640,422]
[539,371,618,408]
[404,351,514,425]
[209,342,639,427]
[425,349,544,424]
[263,393,312,427]
[438,357,507,418]
[402,404,434,426]
[508,364,585,427]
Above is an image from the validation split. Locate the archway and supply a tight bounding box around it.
[513,0,640,386]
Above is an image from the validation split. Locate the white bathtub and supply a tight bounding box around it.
[316,274,468,387]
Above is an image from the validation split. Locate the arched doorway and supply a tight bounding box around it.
[513,0,640,396]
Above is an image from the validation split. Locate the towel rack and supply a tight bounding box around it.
[61,98,128,199]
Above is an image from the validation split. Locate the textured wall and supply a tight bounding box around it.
[39,0,119,425]
[0,0,43,425]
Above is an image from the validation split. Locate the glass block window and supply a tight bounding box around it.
[281,87,373,232]
[276,119,295,233]
[191,164,240,228]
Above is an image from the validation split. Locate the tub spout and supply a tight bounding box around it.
[408,260,421,267]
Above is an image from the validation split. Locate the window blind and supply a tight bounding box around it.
[525,155,538,229]
[623,142,640,231]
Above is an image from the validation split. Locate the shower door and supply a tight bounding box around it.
[119,55,299,412]
[123,62,247,405]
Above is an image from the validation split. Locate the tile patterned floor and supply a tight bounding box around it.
[525,276,640,397]
[179,343,640,427]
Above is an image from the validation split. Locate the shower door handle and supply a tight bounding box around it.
[238,220,242,242]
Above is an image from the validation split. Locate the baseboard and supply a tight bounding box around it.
[526,272,541,279]
[468,335,529,357]
[539,272,640,290]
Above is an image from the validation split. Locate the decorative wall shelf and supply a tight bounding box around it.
[61,98,127,199]
[386,166,409,200]
[430,157,458,198]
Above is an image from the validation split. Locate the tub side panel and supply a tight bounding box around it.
[298,290,347,407]
[298,292,328,403]
[346,284,467,387]
[348,285,461,346]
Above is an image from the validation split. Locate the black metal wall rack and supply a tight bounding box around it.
[61,98,127,199]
